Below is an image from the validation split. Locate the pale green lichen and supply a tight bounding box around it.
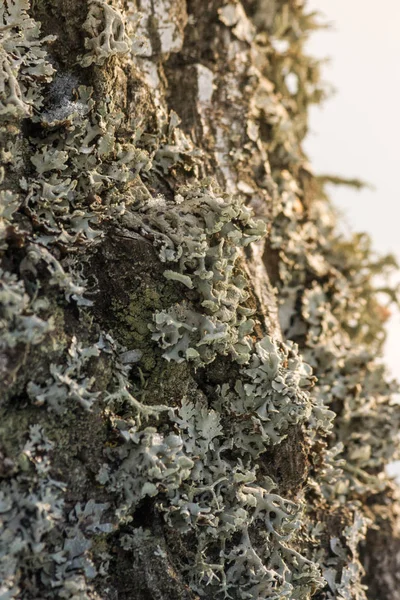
[26,336,102,413]
[0,425,65,600]
[0,0,55,119]
[126,181,266,365]
[270,168,400,488]
[256,4,400,596]
[100,372,325,598]
[0,189,19,249]
[79,0,131,67]
[219,335,331,447]
[1,0,399,598]
[0,268,54,350]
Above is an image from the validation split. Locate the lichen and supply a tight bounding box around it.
[220,335,332,447]
[79,0,131,67]
[100,375,325,598]
[26,336,102,414]
[0,268,54,350]
[0,0,55,120]
[1,0,399,598]
[123,181,266,365]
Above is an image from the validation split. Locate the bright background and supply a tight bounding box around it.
[304,0,400,380]
[304,1,400,478]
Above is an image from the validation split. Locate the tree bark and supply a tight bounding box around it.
[1,1,399,599]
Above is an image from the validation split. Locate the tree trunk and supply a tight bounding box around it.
[1,1,399,599]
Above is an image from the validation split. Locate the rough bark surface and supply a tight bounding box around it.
[1,1,400,599]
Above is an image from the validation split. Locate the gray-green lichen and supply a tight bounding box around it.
[124,181,267,365]
[26,336,102,413]
[0,0,55,119]
[1,0,399,599]
[0,268,54,350]
[101,356,324,598]
[0,423,108,599]
[79,0,131,67]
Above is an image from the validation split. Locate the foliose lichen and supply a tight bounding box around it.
[0,0,55,120]
[122,181,266,365]
[1,0,399,599]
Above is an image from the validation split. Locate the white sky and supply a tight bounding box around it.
[304,0,400,379]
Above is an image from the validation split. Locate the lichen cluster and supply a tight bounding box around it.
[1,0,399,599]
[127,182,267,365]
[100,332,324,598]
[0,0,55,119]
